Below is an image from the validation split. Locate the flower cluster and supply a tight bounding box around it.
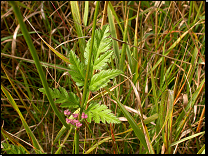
[64,109,88,128]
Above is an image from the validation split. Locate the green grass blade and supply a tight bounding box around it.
[22,17,71,65]
[170,131,205,147]
[55,127,73,154]
[107,3,120,66]
[108,2,124,33]
[150,65,159,113]
[19,69,41,117]
[193,1,203,24]
[165,19,202,55]
[9,1,71,130]
[1,85,44,153]
[132,2,141,82]
[85,137,112,154]
[70,1,85,57]
[120,10,128,71]
[1,130,31,154]
[186,46,198,96]
[104,87,149,152]
[174,78,205,140]
[115,113,158,136]
[197,144,205,154]
[83,1,89,26]
[1,62,37,123]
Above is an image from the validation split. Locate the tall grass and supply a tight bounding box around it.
[1,1,205,154]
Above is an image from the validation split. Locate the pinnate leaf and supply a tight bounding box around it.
[86,103,121,124]
[89,69,123,92]
[84,25,112,70]
[93,50,113,70]
[68,50,85,87]
[93,25,112,59]
[39,87,80,108]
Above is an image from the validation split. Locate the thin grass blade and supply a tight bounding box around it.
[9,1,71,130]
[170,131,205,147]
[70,1,86,57]
[1,85,44,153]
[107,3,120,66]
[83,1,89,26]
[104,87,149,152]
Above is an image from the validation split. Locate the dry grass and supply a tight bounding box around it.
[1,1,205,154]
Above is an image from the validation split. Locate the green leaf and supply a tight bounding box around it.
[59,92,80,108]
[86,103,120,124]
[1,143,28,154]
[84,25,112,70]
[93,50,113,70]
[89,69,123,92]
[84,38,91,66]
[68,50,85,87]
[39,87,58,99]
[94,25,112,59]
[39,87,80,108]
[53,88,61,97]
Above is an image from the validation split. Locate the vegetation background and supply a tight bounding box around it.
[1,1,205,154]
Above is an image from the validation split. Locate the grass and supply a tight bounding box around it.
[1,1,205,154]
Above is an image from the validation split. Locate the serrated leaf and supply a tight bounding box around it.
[68,92,79,104]
[86,103,121,124]
[94,25,112,60]
[84,38,91,66]
[68,50,85,87]
[89,69,123,92]
[53,88,61,97]
[68,70,85,86]
[39,87,53,97]
[59,87,69,98]
[85,102,98,113]
[84,25,112,69]
[55,98,67,103]
[38,88,45,93]
[93,50,113,70]
[59,91,80,108]
[39,87,80,108]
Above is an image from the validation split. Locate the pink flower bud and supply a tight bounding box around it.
[66,118,73,124]
[81,112,88,119]
[72,113,78,118]
[76,122,82,128]
[64,109,71,116]
[70,120,75,125]
[73,119,79,123]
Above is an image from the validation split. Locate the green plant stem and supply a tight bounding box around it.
[74,129,79,154]
[55,126,73,154]
[80,1,100,110]
[9,1,71,130]
[75,1,100,154]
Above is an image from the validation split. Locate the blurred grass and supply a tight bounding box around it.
[1,1,205,154]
